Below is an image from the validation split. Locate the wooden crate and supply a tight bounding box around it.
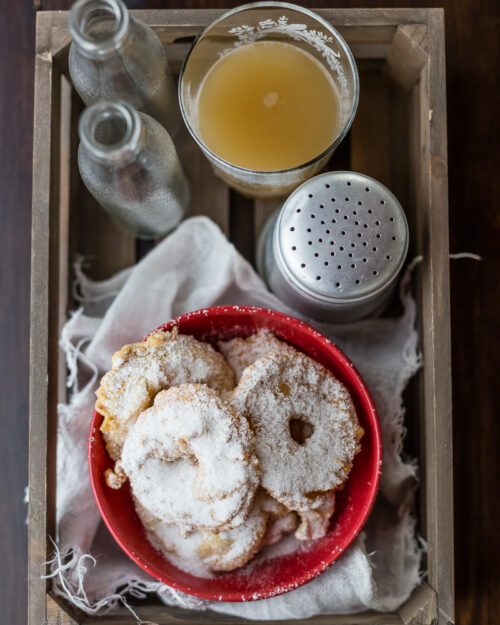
[29,8,452,625]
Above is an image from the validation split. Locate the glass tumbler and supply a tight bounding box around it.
[179,1,359,198]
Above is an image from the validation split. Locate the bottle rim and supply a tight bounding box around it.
[78,100,141,163]
[69,0,129,57]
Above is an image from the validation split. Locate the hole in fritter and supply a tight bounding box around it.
[289,418,314,444]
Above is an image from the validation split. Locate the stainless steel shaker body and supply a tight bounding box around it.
[257,171,409,323]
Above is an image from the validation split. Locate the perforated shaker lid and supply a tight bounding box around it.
[274,171,409,303]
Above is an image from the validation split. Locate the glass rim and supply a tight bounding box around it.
[78,99,141,162]
[178,1,359,176]
[69,0,129,57]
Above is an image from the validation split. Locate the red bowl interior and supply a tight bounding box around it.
[89,305,382,602]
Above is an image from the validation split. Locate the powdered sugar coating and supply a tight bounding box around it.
[218,329,295,382]
[96,329,234,460]
[230,351,363,511]
[121,384,259,532]
[102,329,363,574]
[262,511,298,547]
[295,491,335,540]
[134,490,292,573]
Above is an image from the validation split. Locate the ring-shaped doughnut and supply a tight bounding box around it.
[218,328,294,382]
[230,351,363,511]
[121,384,260,532]
[134,490,293,572]
[96,329,234,460]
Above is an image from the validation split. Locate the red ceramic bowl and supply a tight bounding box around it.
[89,305,381,602]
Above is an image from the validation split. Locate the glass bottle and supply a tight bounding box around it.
[69,0,180,137]
[78,100,189,239]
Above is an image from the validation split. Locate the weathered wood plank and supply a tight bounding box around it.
[419,11,454,625]
[43,8,444,61]
[254,198,281,250]
[386,24,429,91]
[386,80,411,224]
[406,62,429,556]
[349,62,392,187]
[58,76,72,404]
[398,581,437,625]
[229,191,255,264]
[84,607,402,625]
[29,14,61,625]
[47,594,79,625]
[176,124,230,236]
[68,97,136,281]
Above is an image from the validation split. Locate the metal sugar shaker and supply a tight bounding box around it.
[68,0,181,138]
[78,100,189,239]
[257,171,409,323]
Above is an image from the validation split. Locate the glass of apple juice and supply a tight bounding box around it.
[179,2,359,198]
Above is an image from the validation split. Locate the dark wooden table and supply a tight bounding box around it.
[1,1,498,624]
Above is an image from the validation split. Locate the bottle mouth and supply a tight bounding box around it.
[69,0,129,57]
[78,100,141,162]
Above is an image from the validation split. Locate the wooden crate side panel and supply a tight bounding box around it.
[398,10,452,625]
[422,11,454,625]
[83,608,403,625]
[386,24,429,91]
[398,582,438,625]
[31,12,86,625]
[29,15,59,625]
[406,53,428,555]
[48,594,79,625]
[45,8,438,66]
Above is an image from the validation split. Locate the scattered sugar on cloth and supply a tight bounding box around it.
[49,216,423,620]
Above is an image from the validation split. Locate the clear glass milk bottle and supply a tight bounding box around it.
[78,100,189,239]
[68,0,180,137]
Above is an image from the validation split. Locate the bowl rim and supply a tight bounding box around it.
[88,305,382,602]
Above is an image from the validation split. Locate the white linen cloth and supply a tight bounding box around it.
[47,216,423,620]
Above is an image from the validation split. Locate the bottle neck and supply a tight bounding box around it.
[79,100,143,165]
[69,0,130,59]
